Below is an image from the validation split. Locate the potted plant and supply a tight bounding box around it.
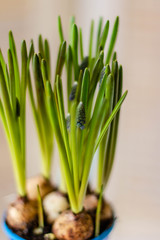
[1,16,128,240]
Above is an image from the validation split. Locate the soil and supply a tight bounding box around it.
[6,216,114,240]
[6,216,52,240]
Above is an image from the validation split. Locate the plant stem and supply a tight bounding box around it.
[37,185,44,228]
[95,185,103,237]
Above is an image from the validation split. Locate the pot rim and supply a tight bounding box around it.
[2,214,115,240]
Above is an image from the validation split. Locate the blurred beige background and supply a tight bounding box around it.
[0,0,160,239]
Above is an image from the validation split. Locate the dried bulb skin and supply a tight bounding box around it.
[53,210,93,240]
[100,201,113,221]
[43,191,69,224]
[6,197,37,230]
[26,175,53,201]
[83,194,98,212]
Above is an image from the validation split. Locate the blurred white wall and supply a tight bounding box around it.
[0,0,160,239]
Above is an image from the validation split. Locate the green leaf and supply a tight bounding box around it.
[8,49,16,113]
[38,34,44,58]
[75,70,83,102]
[95,90,128,151]
[80,68,90,112]
[58,16,64,43]
[44,39,51,80]
[0,49,10,92]
[79,28,84,61]
[55,41,66,81]
[89,52,103,95]
[99,20,109,51]
[97,74,114,193]
[33,54,44,106]
[112,51,117,62]
[28,39,34,62]
[66,45,72,110]
[71,24,79,80]
[20,40,28,168]
[99,64,110,87]
[41,59,48,86]
[105,16,119,64]
[9,31,20,99]
[70,101,79,198]
[0,99,10,143]
[0,61,25,196]
[70,16,75,44]
[96,17,103,55]
[56,76,72,172]
[89,20,94,65]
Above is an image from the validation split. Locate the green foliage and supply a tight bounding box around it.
[0,33,28,196]
[39,16,127,213]
[0,16,127,216]
[27,36,54,180]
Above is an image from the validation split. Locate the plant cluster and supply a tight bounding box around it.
[42,16,127,214]
[0,16,128,240]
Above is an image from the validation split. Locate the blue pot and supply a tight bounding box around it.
[2,217,114,240]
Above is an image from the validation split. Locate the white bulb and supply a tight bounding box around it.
[43,192,69,224]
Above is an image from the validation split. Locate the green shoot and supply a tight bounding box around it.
[80,68,89,112]
[66,45,72,111]
[0,33,27,196]
[99,20,109,51]
[95,185,103,237]
[38,35,44,58]
[9,31,20,99]
[71,24,79,80]
[58,16,64,44]
[79,28,84,61]
[70,16,75,44]
[95,17,103,55]
[44,39,51,80]
[105,16,119,64]
[55,41,66,83]
[88,20,94,67]
[37,185,44,229]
